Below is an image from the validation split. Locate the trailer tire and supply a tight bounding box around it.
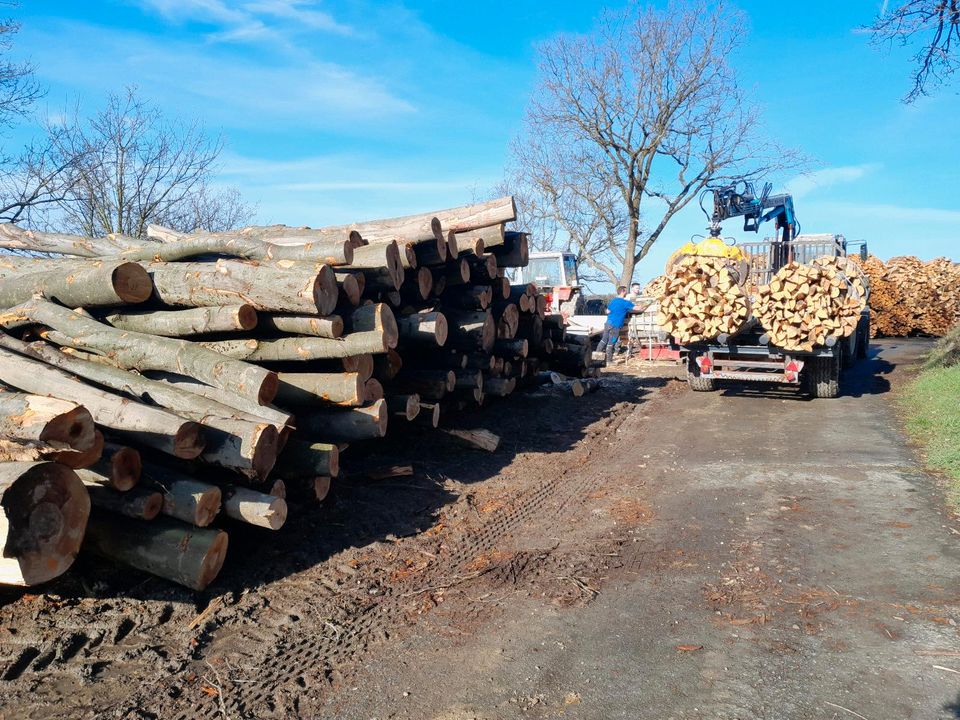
[857,323,869,360]
[806,354,840,399]
[687,356,716,392]
[687,372,716,392]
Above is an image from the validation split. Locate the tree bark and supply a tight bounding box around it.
[397,311,448,346]
[275,372,364,406]
[84,484,162,520]
[333,271,362,306]
[221,486,287,530]
[346,241,404,291]
[146,259,338,316]
[0,461,90,586]
[494,338,529,358]
[0,392,95,451]
[0,260,152,308]
[0,346,205,459]
[0,336,280,479]
[445,309,495,352]
[456,223,504,251]
[0,223,144,257]
[143,463,222,527]
[272,440,339,478]
[258,314,343,338]
[83,512,228,591]
[0,297,279,406]
[387,393,420,420]
[76,443,141,491]
[138,224,354,265]
[201,331,392,361]
[492,232,530,268]
[296,399,388,441]
[103,305,258,337]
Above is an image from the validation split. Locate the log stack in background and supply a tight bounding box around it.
[0,197,592,590]
[853,255,960,337]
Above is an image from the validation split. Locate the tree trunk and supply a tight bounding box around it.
[0,223,143,256]
[373,348,403,381]
[333,271,362,306]
[272,440,339,477]
[84,484,162,520]
[75,443,141,491]
[201,331,392,361]
[83,512,228,591]
[445,309,495,352]
[397,311,448,346]
[0,461,90,586]
[0,392,95,451]
[492,232,529,268]
[296,400,388,441]
[147,259,338,316]
[456,223,504,251]
[257,313,343,338]
[493,338,528,358]
[103,305,258,337]
[0,336,280,479]
[346,241,404,290]
[143,463,222,527]
[0,346,205,459]
[0,297,279,406]
[137,225,354,265]
[221,486,287,530]
[275,372,364,406]
[0,260,152,308]
[387,393,420,420]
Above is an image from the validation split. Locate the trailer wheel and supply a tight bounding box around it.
[687,356,716,392]
[806,354,840,399]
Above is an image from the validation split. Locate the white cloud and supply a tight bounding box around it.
[133,0,353,42]
[28,21,414,128]
[785,164,880,199]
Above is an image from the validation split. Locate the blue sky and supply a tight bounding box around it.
[9,1,960,286]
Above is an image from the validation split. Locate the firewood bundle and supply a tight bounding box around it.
[855,255,960,337]
[0,197,592,590]
[753,259,867,351]
[653,255,751,343]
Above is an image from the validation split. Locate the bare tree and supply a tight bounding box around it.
[0,10,41,131]
[507,1,801,288]
[868,1,960,102]
[48,88,253,238]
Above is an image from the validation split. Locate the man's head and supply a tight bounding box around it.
[631,282,641,294]
[616,286,627,297]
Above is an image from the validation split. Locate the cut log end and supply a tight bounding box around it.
[258,371,280,406]
[111,262,153,304]
[109,447,142,491]
[0,462,90,586]
[38,404,96,452]
[172,421,207,460]
[236,304,259,330]
[313,264,340,316]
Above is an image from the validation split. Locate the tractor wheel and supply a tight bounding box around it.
[687,356,716,392]
[805,354,840,399]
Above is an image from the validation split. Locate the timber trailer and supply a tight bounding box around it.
[679,182,870,398]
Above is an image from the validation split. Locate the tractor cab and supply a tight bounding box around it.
[507,252,583,316]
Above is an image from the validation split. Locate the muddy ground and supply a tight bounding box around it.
[1,339,958,719]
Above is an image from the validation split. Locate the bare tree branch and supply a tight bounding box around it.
[868,0,960,102]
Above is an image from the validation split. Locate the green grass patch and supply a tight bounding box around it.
[903,362,960,510]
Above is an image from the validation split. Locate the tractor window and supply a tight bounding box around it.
[562,255,578,286]
[527,257,563,287]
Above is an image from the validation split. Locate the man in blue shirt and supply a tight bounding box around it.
[596,286,643,362]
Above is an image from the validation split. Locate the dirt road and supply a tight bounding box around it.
[2,339,958,719]
[316,338,960,720]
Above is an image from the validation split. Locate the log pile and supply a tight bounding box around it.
[0,197,592,590]
[854,255,960,337]
[652,255,751,343]
[753,259,867,351]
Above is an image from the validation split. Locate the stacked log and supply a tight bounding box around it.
[653,255,751,343]
[855,255,960,337]
[0,196,592,589]
[753,259,866,351]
